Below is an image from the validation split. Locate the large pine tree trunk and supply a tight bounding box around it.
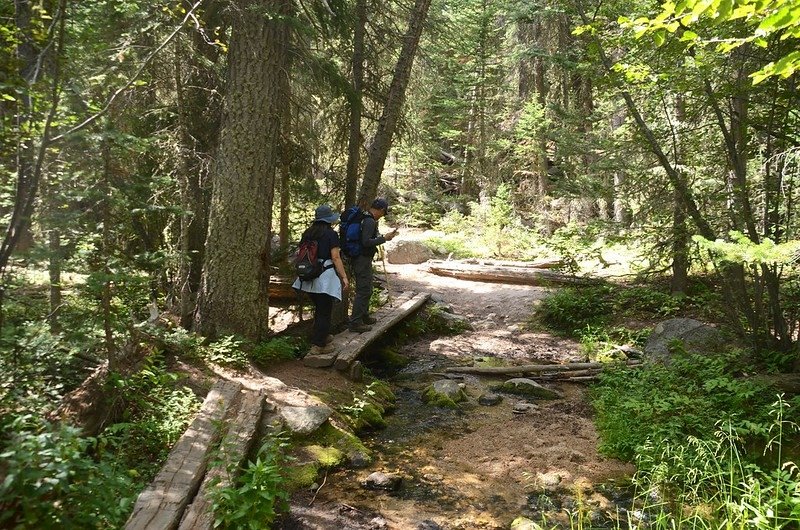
[358,0,432,205]
[195,0,289,341]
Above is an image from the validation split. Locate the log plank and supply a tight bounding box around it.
[125,380,242,530]
[427,262,598,286]
[333,292,430,371]
[444,360,641,376]
[177,389,266,530]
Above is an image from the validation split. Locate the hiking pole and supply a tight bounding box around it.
[379,246,393,307]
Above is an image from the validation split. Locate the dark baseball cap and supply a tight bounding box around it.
[371,198,390,212]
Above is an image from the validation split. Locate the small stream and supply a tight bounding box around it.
[280,343,638,529]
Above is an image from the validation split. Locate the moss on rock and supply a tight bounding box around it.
[421,382,467,409]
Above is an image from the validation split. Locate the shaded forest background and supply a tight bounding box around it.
[3,0,799,349]
[1,0,800,526]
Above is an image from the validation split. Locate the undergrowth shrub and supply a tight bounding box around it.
[106,355,201,477]
[210,435,289,528]
[251,337,303,365]
[424,185,551,260]
[629,398,800,529]
[0,322,88,429]
[536,285,614,334]
[578,325,651,361]
[591,349,776,462]
[0,416,138,529]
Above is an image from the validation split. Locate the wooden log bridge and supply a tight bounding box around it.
[303,291,431,375]
[125,380,274,530]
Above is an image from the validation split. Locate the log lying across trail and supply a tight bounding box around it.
[303,291,431,375]
[426,260,600,286]
[459,257,565,269]
[444,360,642,377]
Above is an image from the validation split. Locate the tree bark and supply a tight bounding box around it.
[358,0,433,206]
[195,0,290,341]
[344,0,367,209]
[174,5,225,328]
[671,94,689,295]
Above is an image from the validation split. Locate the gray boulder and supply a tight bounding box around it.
[385,239,434,264]
[279,405,332,435]
[644,318,725,363]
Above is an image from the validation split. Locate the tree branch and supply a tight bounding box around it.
[49,0,206,144]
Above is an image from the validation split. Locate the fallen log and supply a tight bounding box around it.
[178,389,267,530]
[444,360,641,376]
[457,258,565,270]
[269,277,299,302]
[333,292,430,371]
[427,262,599,286]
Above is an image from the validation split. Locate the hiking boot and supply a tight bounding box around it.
[325,334,334,344]
[348,323,373,333]
[362,315,377,324]
[309,344,334,355]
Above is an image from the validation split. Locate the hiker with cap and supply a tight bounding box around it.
[292,204,349,355]
[348,198,398,333]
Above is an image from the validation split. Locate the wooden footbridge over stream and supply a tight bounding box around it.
[124,290,430,530]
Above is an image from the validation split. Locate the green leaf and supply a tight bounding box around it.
[1,93,15,102]
[757,5,799,32]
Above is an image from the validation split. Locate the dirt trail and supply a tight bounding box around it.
[273,261,634,530]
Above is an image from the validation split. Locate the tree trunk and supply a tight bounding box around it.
[174,7,224,328]
[48,228,62,332]
[278,41,293,250]
[195,0,290,341]
[358,0,433,206]
[344,0,367,209]
[671,94,689,295]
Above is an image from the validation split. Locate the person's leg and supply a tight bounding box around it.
[309,292,333,346]
[349,255,373,327]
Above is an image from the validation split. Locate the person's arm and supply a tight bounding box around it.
[331,247,349,291]
[359,216,385,249]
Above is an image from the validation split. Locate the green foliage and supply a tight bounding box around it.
[106,356,201,475]
[624,0,800,83]
[0,321,87,428]
[210,437,289,529]
[251,336,303,365]
[628,398,800,528]
[0,416,138,529]
[425,194,552,260]
[695,231,800,266]
[590,351,775,462]
[536,285,615,334]
[205,335,249,370]
[578,325,651,361]
[536,282,718,337]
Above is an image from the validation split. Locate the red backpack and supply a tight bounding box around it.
[294,239,324,281]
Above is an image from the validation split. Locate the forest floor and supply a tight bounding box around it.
[267,260,635,530]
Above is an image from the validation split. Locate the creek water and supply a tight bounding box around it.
[277,348,637,530]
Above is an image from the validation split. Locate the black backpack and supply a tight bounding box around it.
[339,206,368,257]
[294,239,324,280]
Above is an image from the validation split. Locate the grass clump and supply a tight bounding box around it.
[338,382,396,433]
